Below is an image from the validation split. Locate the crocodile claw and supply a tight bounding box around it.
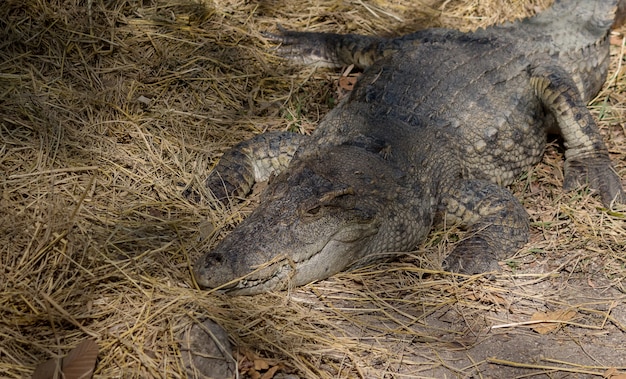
[564,155,625,206]
[263,26,345,67]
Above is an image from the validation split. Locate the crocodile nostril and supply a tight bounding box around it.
[202,253,224,269]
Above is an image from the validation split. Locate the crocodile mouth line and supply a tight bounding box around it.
[200,219,380,294]
[204,251,310,294]
[210,238,336,294]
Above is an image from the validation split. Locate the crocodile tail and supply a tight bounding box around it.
[527,0,619,34]
[510,0,621,101]
[498,0,621,51]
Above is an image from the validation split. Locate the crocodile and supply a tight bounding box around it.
[190,0,625,295]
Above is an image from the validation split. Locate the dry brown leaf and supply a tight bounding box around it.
[61,339,99,379]
[254,358,270,371]
[31,357,61,379]
[32,338,99,379]
[248,368,262,379]
[260,365,282,379]
[605,367,617,377]
[530,309,576,334]
[605,367,626,379]
[336,63,360,99]
[338,76,358,91]
[610,33,624,46]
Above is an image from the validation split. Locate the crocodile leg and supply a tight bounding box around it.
[264,27,387,69]
[530,65,625,206]
[441,179,530,274]
[186,131,308,202]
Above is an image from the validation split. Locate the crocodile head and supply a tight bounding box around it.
[193,144,427,295]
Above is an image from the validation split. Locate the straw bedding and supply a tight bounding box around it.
[2,0,625,377]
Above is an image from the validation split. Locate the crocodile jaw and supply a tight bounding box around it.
[192,222,378,295]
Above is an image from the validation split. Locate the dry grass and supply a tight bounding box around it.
[1,0,625,378]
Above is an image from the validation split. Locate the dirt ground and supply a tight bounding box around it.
[1,0,626,378]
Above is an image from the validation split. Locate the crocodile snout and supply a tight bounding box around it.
[193,252,239,291]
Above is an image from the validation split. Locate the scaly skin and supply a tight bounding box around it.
[190,0,625,295]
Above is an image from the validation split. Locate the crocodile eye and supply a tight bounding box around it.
[305,205,321,215]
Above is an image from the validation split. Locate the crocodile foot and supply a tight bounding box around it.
[440,179,530,276]
[264,26,383,69]
[564,154,624,206]
[263,27,345,67]
[443,237,501,275]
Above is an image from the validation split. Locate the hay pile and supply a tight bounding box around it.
[1,0,625,377]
